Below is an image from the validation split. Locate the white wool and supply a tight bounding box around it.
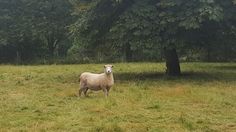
[78,65,114,97]
[80,72,114,90]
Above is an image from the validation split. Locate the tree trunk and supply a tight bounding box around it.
[47,38,58,58]
[164,48,181,76]
[207,48,210,62]
[16,50,21,64]
[206,44,212,62]
[125,43,132,62]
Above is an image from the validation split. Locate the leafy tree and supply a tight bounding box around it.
[31,0,74,58]
[0,0,74,63]
[69,0,134,61]
[0,0,38,62]
[0,0,236,67]
[70,0,236,75]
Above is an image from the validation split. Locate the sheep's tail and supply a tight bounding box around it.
[79,74,84,82]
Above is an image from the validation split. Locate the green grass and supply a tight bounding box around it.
[0,62,236,132]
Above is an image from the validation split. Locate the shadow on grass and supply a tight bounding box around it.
[115,72,164,81]
[115,71,236,82]
[213,65,236,70]
[57,66,236,84]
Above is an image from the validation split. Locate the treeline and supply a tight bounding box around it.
[0,0,236,64]
[0,0,73,64]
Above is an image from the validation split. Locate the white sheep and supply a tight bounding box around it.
[78,64,114,97]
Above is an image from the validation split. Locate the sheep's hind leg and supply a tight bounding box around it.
[78,79,87,97]
[78,88,83,97]
[84,88,89,97]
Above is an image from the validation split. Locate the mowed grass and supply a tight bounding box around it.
[0,63,236,132]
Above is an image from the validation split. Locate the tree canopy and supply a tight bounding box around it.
[69,0,236,75]
[0,0,236,74]
[0,0,73,63]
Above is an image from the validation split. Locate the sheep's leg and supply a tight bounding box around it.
[78,79,87,97]
[78,88,83,97]
[103,88,108,98]
[107,87,110,92]
[84,88,89,97]
[106,87,110,96]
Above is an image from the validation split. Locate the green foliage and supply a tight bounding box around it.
[0,0,74,63]
[108,0,162,61]
[69,0,236,62]
[1,0,236,63]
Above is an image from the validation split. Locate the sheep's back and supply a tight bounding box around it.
[80,72,104,86]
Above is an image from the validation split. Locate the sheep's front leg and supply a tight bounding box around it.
[107,87,111,92]
[106,87,111,96]
[102,88,108,98]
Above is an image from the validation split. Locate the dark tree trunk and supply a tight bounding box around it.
[206,43,213,62]
[47,37,58,58]
[207,47,211,62]
[125,43,132,62]
[16,50,21,64]
[164,48,181,76]
[223,43,229,62]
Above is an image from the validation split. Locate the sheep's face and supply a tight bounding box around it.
[104,65,113,74]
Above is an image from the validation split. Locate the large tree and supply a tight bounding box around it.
[71,0,236,75]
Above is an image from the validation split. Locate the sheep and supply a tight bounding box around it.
[78,64,114,97]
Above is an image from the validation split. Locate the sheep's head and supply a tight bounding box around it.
[104,64,113,75]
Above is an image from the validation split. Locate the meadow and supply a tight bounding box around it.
[0,63,235,132]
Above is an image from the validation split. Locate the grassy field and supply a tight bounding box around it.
[0,63,236,132]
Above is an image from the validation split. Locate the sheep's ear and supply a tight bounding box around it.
[111,65,114,68]
[104,65,106,68]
